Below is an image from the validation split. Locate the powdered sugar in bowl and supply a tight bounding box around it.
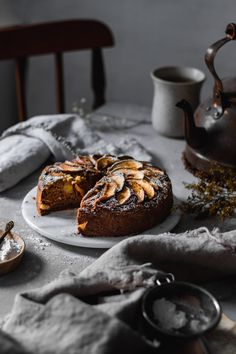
[0,231,25,276]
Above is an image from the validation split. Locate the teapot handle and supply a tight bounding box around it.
[205,23,236,118]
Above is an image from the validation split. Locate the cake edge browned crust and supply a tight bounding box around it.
[77,181,173,237]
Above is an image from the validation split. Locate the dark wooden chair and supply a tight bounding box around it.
[0,19,114,121]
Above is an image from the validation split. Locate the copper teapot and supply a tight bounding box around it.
[177,23,236,174]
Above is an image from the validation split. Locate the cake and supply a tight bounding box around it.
[37,155,173,236]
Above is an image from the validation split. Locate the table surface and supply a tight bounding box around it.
[1,102,236,321]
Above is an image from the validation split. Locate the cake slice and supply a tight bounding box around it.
[37,156,102,215]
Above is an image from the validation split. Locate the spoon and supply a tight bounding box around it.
[0,221,14,246]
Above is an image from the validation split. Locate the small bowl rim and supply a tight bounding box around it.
[0,231,25,266]
[142,281,222,340]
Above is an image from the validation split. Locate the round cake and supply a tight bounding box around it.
[37,154,173,237]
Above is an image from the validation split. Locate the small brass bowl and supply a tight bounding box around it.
[0,231,25,276]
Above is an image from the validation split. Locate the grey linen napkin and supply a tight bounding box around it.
[1,227,236,354]
[0,113,151,192]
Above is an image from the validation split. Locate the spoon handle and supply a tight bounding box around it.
[0,221,14,246]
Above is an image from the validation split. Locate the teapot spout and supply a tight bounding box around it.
[176,99,206,149]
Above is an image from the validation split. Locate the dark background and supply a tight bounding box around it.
[0,0,235,132]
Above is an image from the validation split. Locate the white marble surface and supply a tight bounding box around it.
[1,102,236,322]
[22,186,180,249]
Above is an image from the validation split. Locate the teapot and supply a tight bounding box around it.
[177,23,236,174]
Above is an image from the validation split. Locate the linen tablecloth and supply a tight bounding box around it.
[1,227,236,354]
[0,106,151,192]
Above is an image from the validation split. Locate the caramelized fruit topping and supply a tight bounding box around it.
[112,168,144,180]
[108,159,143,172]
[127,180,145,202]
[96,155,118,170]
[117,187,131,205]
[44,155,165,208]
[81,156,164,206]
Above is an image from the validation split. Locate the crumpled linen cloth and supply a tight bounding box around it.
[0,108,151,192]
[1,227,236,354]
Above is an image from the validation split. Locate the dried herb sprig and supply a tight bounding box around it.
[181,165,236,220]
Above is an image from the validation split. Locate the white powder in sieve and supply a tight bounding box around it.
[153,298,188,331]
[0,238,21,262]
[152,297,210,333]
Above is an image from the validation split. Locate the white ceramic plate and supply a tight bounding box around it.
[21,187,181,249]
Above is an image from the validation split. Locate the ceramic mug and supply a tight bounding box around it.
[151,66,205,138]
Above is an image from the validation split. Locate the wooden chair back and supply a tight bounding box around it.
[0,19,114,121]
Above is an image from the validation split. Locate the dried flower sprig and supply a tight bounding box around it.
[181,165,236,220]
